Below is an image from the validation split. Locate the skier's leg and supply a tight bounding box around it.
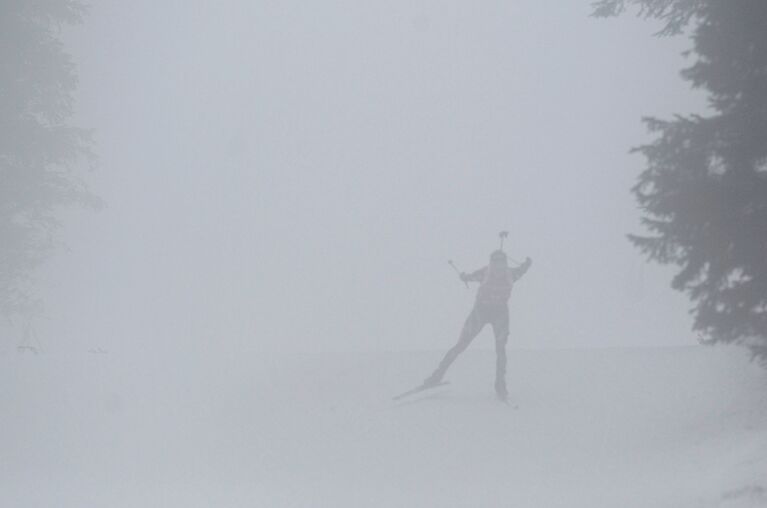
[491,308,510,399]
[425,309,485,385]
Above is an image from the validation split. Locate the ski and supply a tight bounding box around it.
[392,381,450,401]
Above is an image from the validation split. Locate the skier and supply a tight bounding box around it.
[423,249,532,401]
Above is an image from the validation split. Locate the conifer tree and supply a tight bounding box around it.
[0,1,98,320]
[594,1,767,359]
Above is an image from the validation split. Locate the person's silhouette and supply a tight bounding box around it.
[424,250,532,401]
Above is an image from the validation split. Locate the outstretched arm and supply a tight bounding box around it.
[509,257,532,282]
[460,266,487,284]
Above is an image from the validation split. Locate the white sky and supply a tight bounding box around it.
[36,0,708,354]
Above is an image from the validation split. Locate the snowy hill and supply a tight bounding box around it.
[2,345,766,508]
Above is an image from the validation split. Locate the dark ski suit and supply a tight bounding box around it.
[426,255,532,398]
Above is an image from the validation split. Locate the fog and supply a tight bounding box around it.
[9,3,767,508]
[33,0,707,355]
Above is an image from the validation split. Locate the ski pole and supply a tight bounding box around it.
[448,260,469,288]
[499,230,509,251]
[499,230,524,265]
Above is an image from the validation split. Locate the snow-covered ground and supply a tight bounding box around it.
[2,345,766,508]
